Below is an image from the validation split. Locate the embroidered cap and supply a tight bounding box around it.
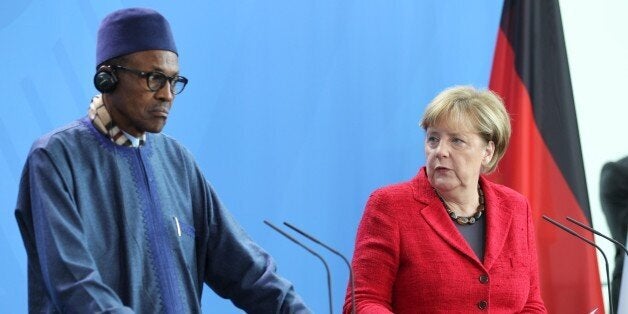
[96,7,177,67]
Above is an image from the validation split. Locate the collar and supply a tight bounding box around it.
[88,94,146,147]
[121,130,143,147]
[413,167,513,269]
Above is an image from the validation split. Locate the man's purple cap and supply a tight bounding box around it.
[96,7,177,67]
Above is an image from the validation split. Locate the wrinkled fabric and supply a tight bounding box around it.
[344,168,546,313]
[15,116,309,313]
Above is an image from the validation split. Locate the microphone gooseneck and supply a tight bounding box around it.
[566,216,628,256]
[283,221,356,314]
[542,215,614,314]
[263,220,333,314]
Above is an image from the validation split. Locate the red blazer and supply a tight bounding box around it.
[344,168,546,313]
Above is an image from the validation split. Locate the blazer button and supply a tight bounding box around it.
[479,274,489,284]
[477,300,488,310]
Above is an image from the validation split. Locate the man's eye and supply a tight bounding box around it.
[149,73,166,82]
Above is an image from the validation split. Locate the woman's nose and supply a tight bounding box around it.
[434,142,449,157]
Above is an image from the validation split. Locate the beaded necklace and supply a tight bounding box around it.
[436,186,485,225]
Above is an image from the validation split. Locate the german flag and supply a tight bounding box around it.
[489,0,605,312]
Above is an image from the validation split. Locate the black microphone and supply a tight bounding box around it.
[263,220,333,314]
[542,215,614,314]
[283,222,356,314]
[566,216,628,255]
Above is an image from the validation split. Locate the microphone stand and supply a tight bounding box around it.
[283,221,356,314]
[542,215,614,314]
[264,220,333,314]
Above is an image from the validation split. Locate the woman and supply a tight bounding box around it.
[344,86,546,313]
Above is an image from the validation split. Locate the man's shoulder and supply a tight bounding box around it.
[148,132,197,162]
[602,157,628,180]
[30,118,89,152]
[150,132,181,146]
[149,132,186,152]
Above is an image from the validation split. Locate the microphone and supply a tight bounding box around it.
[263,220,333,314]
[565,216,628,255]
[283,222,356,314]
[542,215,614,314]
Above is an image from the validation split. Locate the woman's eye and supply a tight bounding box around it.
[451,138,467,147]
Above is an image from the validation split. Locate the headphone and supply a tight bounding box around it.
[93,65,118,93]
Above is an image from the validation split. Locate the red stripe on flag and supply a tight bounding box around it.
[489,29,604,313]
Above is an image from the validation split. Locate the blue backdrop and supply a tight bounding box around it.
[1,1,502,312]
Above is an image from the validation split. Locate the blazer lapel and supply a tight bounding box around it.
[413,169,481,264]
[480,176,514,269]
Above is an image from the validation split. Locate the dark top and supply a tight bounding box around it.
[456,217,486,262]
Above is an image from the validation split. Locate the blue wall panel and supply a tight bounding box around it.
[1,1,501,312]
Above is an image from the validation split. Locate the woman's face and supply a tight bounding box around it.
[425,120,494,193]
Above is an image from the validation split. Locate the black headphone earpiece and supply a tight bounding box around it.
[93,65,118,93]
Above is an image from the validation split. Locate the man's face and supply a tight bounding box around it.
[105,50,179,137]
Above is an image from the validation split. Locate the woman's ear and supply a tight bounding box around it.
[483,141,495,166]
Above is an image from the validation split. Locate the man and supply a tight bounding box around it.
[600,156,628,313]
[15,7,310,313]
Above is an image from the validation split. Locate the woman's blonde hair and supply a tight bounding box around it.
[420,86,511,173]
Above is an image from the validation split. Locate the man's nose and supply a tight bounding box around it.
[155,80,174,101]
